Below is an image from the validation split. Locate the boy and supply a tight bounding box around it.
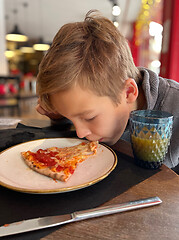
[36,11,179,172]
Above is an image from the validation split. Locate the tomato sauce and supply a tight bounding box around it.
[32,149,56,166]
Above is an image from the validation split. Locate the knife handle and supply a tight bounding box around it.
[72,197,162,221]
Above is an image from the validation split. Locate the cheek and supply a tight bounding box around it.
[90,115,117,136]
[115,109,130,132]
[110,106,130,133]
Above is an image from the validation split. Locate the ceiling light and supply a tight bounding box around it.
[20,46,35,53]
[151,60,161,68]
[33,2,50,52]
[113,21,119,28]
[33,43,50,51]
[112,4,121,16]
[149,21,163,36]
[5,50,15,59]
[6,24,28,42]
[33,38,50,51]
[20,41,34,53]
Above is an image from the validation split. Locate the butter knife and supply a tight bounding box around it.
[0,196,162,237]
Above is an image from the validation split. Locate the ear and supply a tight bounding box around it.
[124,78,138,103]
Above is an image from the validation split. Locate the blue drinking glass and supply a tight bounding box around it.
[129,110,173,169]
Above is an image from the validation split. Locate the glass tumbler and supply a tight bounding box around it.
[129,110,173,169]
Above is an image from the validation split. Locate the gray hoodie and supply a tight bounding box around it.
[122,67,179,169]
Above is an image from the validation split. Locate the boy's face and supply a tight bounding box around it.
[50,84,135,145]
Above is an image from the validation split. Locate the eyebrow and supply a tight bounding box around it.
[71,110,94,118]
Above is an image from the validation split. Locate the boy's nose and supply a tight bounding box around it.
[75,123,91,139]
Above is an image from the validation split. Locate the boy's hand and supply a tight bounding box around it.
[36,98,63,120]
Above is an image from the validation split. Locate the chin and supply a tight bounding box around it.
[104,134,122,145]
[102,138,117,145]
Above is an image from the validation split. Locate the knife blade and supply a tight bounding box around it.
[0,196,162,237]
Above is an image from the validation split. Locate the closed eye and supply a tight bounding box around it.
[85,116,96,122]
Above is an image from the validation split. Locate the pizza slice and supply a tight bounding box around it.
[21,141,98,182]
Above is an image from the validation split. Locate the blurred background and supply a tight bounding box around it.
[0,0,178,120]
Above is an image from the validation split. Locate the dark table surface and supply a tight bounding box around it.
[0,119,179,240]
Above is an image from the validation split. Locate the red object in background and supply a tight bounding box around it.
[10,69,21,75]
[160,0,179,82]
[24,72,33,77]
[129,23,140,66]
[0,84,7,95]
[8,83,18,94]
[20,80,25,89]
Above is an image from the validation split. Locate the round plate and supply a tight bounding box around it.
[0,138,117,194]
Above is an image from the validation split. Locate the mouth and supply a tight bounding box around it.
[98,138,104,142]
[86,137,105,142]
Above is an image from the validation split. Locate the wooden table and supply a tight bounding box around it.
[1,119,179,240]
[43,169,179,240]
[40,140,179,240]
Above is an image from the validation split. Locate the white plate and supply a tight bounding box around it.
[0,138,117,194]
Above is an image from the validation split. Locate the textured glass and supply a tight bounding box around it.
[130,110,173,169]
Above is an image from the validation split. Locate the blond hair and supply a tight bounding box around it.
[37,10,141,111]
